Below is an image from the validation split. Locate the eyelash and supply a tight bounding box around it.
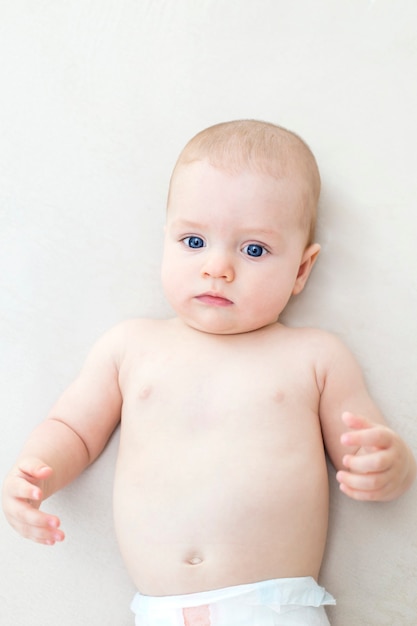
[181,237,269,258]
[242,244,268,258]
[182,236,205,249]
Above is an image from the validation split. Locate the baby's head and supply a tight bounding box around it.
[162,120,322,334]
[168,119,321,246]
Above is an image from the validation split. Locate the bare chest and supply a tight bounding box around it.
[119,339,320,447]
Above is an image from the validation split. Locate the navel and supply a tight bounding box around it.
[186,554,203,566]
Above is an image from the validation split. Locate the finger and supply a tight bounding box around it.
[19,521,65,544]
[16,518,65,545]
[8,503,64,543]
[342,449,391,474]
[337,481,380,501]
[9,500,61,530]
[8,475,43,502]
[336,470,388,500]
[341,426,392,450]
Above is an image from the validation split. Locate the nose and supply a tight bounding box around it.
[201,250,235,282]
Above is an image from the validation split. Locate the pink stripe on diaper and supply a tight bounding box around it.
[182,604,211,625]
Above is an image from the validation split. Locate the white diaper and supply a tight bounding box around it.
[131,576,335,625]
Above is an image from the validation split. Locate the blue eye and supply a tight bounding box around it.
[183,236,205,249]
[243,243,267,257]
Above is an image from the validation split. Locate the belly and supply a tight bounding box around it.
[112,425,329,595]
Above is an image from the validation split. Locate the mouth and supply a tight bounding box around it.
[195,292,234,307]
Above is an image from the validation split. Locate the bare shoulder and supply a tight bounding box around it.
[272,324,359,383]
[92,317,174,360]
[274,324,376,401]
[104,317,165,341]
[273,323,348,354]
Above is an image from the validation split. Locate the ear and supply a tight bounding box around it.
[292,243,321,295]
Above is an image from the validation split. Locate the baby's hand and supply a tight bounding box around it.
[2,458,64,545]
[336,412,412,502]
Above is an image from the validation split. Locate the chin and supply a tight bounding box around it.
[183,317,270,336]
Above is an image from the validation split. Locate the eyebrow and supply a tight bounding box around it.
[168,219,206,231]
[169,218,280,238]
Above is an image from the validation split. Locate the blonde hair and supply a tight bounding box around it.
[168,119,321,244]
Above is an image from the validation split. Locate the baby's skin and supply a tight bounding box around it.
[3,154,415,598]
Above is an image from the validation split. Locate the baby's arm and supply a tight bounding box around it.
[2,325,124,544]
[317,334,416,502]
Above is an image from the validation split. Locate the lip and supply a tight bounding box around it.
[195,292,233,307]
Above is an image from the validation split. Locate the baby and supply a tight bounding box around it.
[2,120,416,625]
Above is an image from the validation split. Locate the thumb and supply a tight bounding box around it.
[341,411,372,431]
[17,458,53,480]
[341,412,381,453]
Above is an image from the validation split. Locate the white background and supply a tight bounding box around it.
[1,1,416,624]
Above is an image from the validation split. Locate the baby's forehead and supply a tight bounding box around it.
[169,162,308,219]
[172,156,308,185]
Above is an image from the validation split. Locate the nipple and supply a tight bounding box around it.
[138,385,152,400]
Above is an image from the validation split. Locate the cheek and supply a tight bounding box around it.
[161,260,174,283]
[161,273,178,313]
[160,253,176,299]
[161,252,190,308]
[248,270,293,314]
[161,243,179,278]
